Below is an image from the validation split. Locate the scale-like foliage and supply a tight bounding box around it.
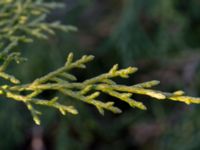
[0,0,200,125]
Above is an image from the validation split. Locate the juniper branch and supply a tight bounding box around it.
[0,53,199,124]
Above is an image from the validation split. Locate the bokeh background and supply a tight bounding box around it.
[1,0,200,149]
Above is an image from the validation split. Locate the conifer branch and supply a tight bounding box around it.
[0,53,199,124]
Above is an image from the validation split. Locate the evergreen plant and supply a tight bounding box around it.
[1,0,200,125]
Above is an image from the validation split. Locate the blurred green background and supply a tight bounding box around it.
[1,0,200,149]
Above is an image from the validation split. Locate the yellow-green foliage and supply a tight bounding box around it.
[0,0,200,125]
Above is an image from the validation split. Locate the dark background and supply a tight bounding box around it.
[1,0,200,149]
